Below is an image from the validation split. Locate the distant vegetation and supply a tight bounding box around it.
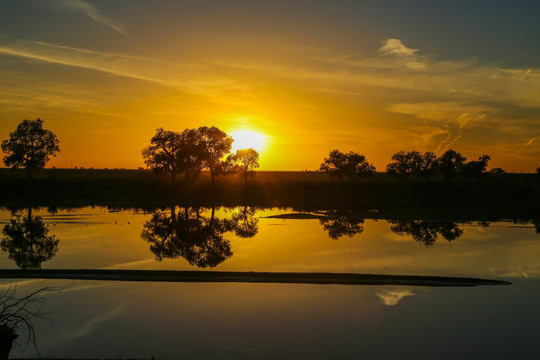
[1,119,540,215]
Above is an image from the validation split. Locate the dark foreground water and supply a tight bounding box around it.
[1,207,539,359]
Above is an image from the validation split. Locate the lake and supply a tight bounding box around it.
[1,206,539,359]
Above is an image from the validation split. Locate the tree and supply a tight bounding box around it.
[226,148,260,183]
[386,151,422,177]
[419,152,438,181]
[0,284,61,358]
[462,155,491,180]
[437,149,467,181]
[176,128,204,181]
[386,151,437,180]
[142,128,184,181]
[320,150,375,180]
[1,119,60,179]
[198,126,233,184]
[319,149,348,180]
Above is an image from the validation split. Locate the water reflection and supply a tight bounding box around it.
[229,206,259,238]
[389,220,463,246]
[319,212,364,240]
[1,208,59,269]
[141,206,259,268]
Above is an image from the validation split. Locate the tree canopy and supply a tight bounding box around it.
[1,119,60,178]
[319,149,376,180]
[197,126,233,183]
[386,149,490,181]
[142,126,233,182]
[226,148,260,183]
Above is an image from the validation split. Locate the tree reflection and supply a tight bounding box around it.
[1,208,59,269]
[533,220,540,234]
[389,220,463,246]
[142,206,258,268]
[229,206,259,238]
[319,212,364,240]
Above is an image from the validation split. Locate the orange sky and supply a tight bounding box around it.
[1,1,539,171]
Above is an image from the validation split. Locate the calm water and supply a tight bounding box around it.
[1,207,539,359]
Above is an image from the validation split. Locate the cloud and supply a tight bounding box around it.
[66,302,129,340]
[377,38,426,70]
[52,0,129,36]
[0,37,243,97]
[379,38,418,57]
[387,102,493,152]
[375,288,415,306]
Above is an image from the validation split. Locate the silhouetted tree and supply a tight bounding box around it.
[437,149,467,181]
[386,151,420,177]
[320,149,348,180]
[419,152,438,181]
[1,119,60,179]
[226,148,260,183]
[386,151,438,181]
[320,150,375,180]
[462,155,490,180]
[1,208,59,269]
[389,220,463,246]
[198,126,233,184]
[319,212,364,240]
[0,284,60,358]
[176,128,205,181]
[142,128,184,181]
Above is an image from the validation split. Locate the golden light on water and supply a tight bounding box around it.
[230,129,268,154]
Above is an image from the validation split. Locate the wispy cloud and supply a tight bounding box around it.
[52,0,129,36]
[0,37,243,96]
[65,302,129,340]
[388,102,492,152]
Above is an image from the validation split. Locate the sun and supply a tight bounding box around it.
[230,130,268,153]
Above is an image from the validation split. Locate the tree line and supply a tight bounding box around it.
[319,149,493,181]
[0,119,259,183]
[142,126,259,183]
[1,119,536,181]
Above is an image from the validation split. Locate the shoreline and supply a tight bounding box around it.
[0,269,512,287]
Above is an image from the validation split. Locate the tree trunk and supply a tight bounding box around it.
[0,325,17,360]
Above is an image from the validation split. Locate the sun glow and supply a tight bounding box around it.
[230,130,268,153]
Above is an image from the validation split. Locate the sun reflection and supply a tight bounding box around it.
[230,129,268,153]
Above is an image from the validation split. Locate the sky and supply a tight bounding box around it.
[0,0,539,171]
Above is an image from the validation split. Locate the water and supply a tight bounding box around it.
[1,207,539,359]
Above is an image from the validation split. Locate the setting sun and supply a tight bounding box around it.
[230,130,268,153]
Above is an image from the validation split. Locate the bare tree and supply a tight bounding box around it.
[0,283,61,358]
